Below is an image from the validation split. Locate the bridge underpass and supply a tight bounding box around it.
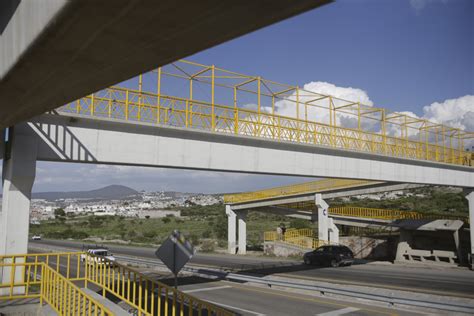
[0,0,330,129]
[2,1,472,313]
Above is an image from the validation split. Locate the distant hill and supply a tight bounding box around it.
[31,185,139,201]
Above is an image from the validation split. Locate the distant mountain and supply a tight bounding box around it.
[31,185,139,201]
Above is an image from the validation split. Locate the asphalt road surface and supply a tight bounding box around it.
[27,242,422,316]
[30,239,474,299]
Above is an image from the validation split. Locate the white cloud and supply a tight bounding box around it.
[409,0,450,12]
[422,95,474,130]
[273,81,374,129]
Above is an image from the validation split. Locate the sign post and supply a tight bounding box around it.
[155,230,195,289]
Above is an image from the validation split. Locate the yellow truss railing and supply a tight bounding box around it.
[57,61,473,172]
[223,178,379,204]
[0,252,233,316]
[264,228,328,249]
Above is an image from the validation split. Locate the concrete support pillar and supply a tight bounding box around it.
[0,129,5,160]
[395,229,412,262]
[0,127,37,294]
[453,230,462,265]
[466,190,474,269]
[328,218,339,244]
[315,194,329,242]
[225,205,237,254]
[237,211,247,255]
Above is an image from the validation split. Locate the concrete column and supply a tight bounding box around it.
[395,229,412,262]
[328,218,339,244]
[237,211,247,255]
[225,205,237,254]
[466,190,474,269]
[453,230,462,265]
[0,129,5,160]
[315,194,329,242]
[0,127,37,294]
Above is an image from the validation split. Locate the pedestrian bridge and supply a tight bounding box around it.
[1,59,473,279]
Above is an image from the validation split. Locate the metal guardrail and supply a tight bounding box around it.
[0,252,233,316]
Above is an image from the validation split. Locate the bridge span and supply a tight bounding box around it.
[1,59,473,282]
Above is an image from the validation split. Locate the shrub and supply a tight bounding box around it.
[289,218,312,229]
[201,240,215,253]
[143,231,157,238]
[162,217,171,224]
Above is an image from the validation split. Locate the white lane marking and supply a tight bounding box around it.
[183,285,232,293]
[204,299,266,316]
[316,307,360,316]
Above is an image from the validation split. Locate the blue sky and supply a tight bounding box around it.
[3,0,473,193]
[188,0,473,113]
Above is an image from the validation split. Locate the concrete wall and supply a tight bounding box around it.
[25,115,474,188]
[264,241,307,257]
[265,237,392,259]
[339,236,391,260]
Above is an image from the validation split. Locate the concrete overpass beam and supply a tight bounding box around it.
[0,127,37,294]
[237,211,247,255]
[466,190,474,269]
[225,205,237,254]
[315,194,329,242]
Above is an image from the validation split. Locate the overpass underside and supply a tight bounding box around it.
[0,0,330,129]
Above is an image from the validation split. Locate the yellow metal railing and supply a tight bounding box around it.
[85,256,231,316]
[329,206,468,223]
[57,76,473,172]
[0,262,112,315]
[264,228,328,250]
[224,178,379,204]
[0,252,233,316]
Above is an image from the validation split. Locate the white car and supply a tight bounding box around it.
[32,235,41,240]
[80,248,116,265]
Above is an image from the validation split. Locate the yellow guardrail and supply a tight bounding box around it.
[85,255,231,316]
[264,228,328,250]
[224,178,379,204]
[0,262,112,315]
[329,206,468,223]
[0,252,233,316]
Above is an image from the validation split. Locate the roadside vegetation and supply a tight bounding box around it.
[30,187,467,251]
[30,203,291,251]
[330,187,468,216]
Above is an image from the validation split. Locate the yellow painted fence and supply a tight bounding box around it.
[264,228,328,250]
[0,252,233,316]
[329,206,468,223]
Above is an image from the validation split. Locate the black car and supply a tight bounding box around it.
[303,245,354,267]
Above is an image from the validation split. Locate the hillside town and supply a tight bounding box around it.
[27,188,222,223]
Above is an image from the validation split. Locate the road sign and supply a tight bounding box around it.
[155,230,195,287]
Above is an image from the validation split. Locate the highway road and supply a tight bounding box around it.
[26,240,427,316]
[31,239,474,299]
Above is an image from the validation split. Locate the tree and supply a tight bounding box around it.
[54,208,66,218]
